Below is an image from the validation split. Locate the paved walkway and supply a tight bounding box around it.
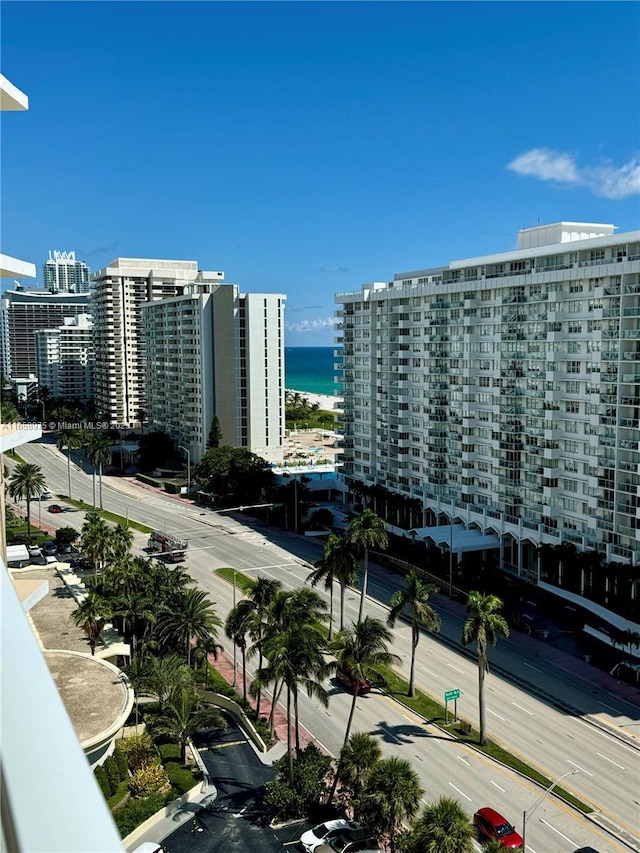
[206,647,322,756]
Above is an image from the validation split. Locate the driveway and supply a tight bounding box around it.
[161,716,282,853]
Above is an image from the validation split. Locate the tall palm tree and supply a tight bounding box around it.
[160,588,222,666]
[225,599,255,702]
[461,591,509,746]
[71,593,112,656]
[335,732,381,820]
[7,462,46,542]
[331,616,400,748]
[90,432,112,510]
[113,587,155,660]
[359,757,423,853]
[346,509,388,623]
[308,533,357,638]
[154,687,226,764]
[405,796,475,853]
[387,570,441,698]
[246,576,282,718]
[57,427,82,498]
[122,654,151,732]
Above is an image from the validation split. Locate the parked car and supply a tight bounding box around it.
[321,828,381,853]
[473,807,523,848]
[47,504,63,513]
[301,820,361,853]
[39,491,53,500]
[43,541,57,556]
[336,667,371,695]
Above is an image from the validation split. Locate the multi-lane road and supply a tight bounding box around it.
[12,439,640,852]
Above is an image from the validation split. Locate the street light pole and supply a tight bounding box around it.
[178,445,191,497]
[449,518,454,599]
[522,769,579,852]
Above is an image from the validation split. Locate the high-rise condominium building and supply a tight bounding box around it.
[0,288,91,380]
[43,250,90,293]
[143,286,285,463]
[91,258,225,426]
[336,222,640,572]
[35,314,94,402]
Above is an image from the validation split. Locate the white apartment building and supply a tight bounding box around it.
[142,286,286,463]
[0,288,91,380]
[43,250,90,293]
[35,313,94,402]
[336,222,640,574]
[91,258,225,426]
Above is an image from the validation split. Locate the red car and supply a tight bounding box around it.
[473,807,523,848]
[336,667,371,695]
[47,504,63,513]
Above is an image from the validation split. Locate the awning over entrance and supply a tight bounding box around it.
[410,525,501,553]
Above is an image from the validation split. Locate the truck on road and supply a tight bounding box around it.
[147,531,188,562]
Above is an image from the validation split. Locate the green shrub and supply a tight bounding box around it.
[129,761,170,797]
[119,732,155,772]
[135,473,160,487]
[104,756,120,795]
[165,761,198,795]
[164,481,183,494]
[264,744,332,820]
[94,764,111,799]
[113,792,167,838]
[113,745,128,781]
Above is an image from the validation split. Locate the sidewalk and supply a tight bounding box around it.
[206,647,322,757]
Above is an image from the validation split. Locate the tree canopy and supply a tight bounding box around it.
[192,446,273,507]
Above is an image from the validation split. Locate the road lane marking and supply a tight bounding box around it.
[567,759,594,777]
[573,718,640,755]
[488,708,506,721]
[379,724,402,744]
[539,818,577,847]
[490,780,505,792]
[596,752,625,770]
[524,662,543,673]
[448,783,471,801]
[457,756,470,766]
[420,666,438,678]
[448,663,464,673]
[511,701,534,716]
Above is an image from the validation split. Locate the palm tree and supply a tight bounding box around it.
[359,757,423,853]
[461,591,509,746]
[113,587,155,660]
[122,655,152,732]
[111,522,133,561]
[57,427,82,498]
[346,509,388,623]
[144,653,194,711]
[331,616,400,748]
[225,599,255,702]
[154,687,226,764]
[245,576,282,718]
[71,593,112,656]
[405,796,475,853]
[7,462,46,542]
[308,533,357,638]
[81,512,112,576]
[335,732,381,820]
[160,588,222,666]
[85,431,112,509]
[387,570,441,697]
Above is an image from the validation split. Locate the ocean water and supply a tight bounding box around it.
[285,346,340,397]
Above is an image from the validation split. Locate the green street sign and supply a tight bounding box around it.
[444,689,461,702]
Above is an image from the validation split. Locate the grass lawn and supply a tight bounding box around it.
[60,496,152,534]
[219,568,592,815]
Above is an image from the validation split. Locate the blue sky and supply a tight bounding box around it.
[2,1,639,345]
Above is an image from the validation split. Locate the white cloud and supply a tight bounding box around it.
[507,148,640,199]
[318,264,349,273]
[285,316,338,333]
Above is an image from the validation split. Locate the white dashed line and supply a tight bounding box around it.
[567,759,593,777]
[448,782,471,801]
[539,818,577,847]
[511,701,534,716]
[457,755,470,766]
[490,780,505,792]
[524,662,543,673]
[596,752,625,770]
[488,708,506,721]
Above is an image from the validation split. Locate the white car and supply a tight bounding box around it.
[300,820,361,853]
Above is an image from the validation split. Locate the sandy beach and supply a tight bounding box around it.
[286,388,343,413]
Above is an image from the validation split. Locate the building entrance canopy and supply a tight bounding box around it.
[410,525,501,553]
